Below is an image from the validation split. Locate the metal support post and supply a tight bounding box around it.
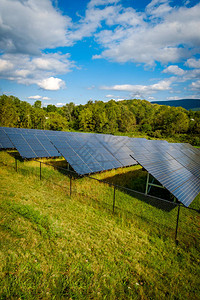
[148,178,154,193]
[70,176,72,197]
[175,205,181,244]
[40,162,42,180]
[15,158,18,172]
[113,186,116,213]
[145,172,149,195]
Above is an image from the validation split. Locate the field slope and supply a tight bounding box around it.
[0,151,200,299]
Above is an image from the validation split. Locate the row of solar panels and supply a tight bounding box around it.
[0,127,137,174]
[0,126,200,207]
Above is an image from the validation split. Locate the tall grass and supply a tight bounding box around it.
[0,151,200,299]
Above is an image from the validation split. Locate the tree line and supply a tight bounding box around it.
[0,94,200,145]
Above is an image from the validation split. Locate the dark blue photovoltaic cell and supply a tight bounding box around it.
[0,128,14,149]
[49,133,131,175]
[2,127,60,158]
[128,140,200,207]
[7,133,37,158]
[70,163,92,175]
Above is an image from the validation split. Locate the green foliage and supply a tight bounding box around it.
[0,94,200,145]
[33,100,42,109]
[46,112,69,131]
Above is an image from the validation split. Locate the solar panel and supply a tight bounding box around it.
[48,132,138,175]
[127,139,200,207]
[2,127,60,158]
[0,128,14,149]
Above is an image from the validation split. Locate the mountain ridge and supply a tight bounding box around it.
[151,99,200,110]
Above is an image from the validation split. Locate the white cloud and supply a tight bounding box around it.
[167,96,182,100]
[0,0,75,89]
[146,0,172,18]
[28,95,51,100]
[0,53,73,88]
[101,79,172,98]
[167,95,200,100]
[28,95,42,99]
[56,102,65,106]
[93,2,200,65]
[38,77,65,90]
[87,0,120,8]
[0,59,13,72]
[163,65,186,76]
[190,80,200,91]
[106,94,114,98]
[0,0,72,55]
[185,58,200,68]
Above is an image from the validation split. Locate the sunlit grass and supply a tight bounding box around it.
[0,150,200,299]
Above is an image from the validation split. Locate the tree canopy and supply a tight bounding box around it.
[0,95,199,145]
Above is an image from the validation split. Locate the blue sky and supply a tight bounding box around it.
[0,0,200,106]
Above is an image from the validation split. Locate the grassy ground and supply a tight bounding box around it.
[0,151,200,299]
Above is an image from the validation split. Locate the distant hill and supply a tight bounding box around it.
[151,99,200,110]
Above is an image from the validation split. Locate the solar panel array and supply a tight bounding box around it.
[49,132,137,175]
[126,139,200,207]
[0,126,200,207]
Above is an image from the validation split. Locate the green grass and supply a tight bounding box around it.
[0,151,200,299]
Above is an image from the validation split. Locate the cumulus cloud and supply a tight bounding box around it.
[93,2,200,65]
[0,53,73,89]
[28,95,42,99]
[38,77,65,90]
[163,65,186,76]
[28,95,51,100]
[1,0,200,98]
[0,0,75,89]
[101,79,172,98]
[190,80,200,91]
[0,0,72,55]
[185,58,200,68]
[56,102,65,106]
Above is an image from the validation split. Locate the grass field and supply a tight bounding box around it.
[0,150,200,299]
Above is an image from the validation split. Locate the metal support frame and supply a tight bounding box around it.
[145,172,149,195]
[113,186,116,213]
[145,172,165,195]
[70,176,72,197]
[175,205,181,244]
[15,157,18,172]
[40,162,42,180]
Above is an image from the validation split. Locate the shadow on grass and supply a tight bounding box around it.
[99,169,175,212]
[5,151,176,212]
[47,162,176,212]
[7,150,24,162]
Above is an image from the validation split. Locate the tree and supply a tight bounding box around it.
[46,104,57,113]
[33,100,42,109]
[118,104,136,132]
[78,107,95,132]
[46,112,68,131]
[0,95,18,127]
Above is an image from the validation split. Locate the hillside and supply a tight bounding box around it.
[0,151,200,299]
[151,99,200,110]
